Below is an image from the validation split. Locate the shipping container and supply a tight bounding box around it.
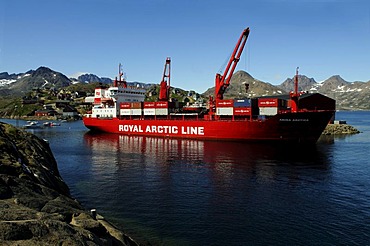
[258,98,288,108]
[155,108,169,115]
[259,107,278,116]
[216,99,234,107]
[234,99,251,107]
[131,109,142,115]
[120,109,131,115]
[131,102,143,109]
[233,107,251,115]
[155,101,168,108]
[258,98,279,107]
[144,102,156,108]
[120,102,131,109]
[143,108,156,115]
[216,107,233,115]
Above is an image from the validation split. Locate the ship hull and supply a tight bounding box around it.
[83,110,334,143]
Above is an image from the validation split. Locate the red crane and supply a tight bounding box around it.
[214,27,250,100]
[159,57,171,101]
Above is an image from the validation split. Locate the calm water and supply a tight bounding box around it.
[2,111,370,245]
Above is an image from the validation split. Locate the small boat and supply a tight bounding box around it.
[23,121,42,129]
[51,122,61,126]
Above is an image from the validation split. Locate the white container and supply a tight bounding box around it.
[144,108,155,115]
[131,109,142,116]
[155,108,169,115]
[216,107,233,115]
[120,109,131,116]
[259,107,278,116]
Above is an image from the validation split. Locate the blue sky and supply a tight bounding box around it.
[1,0,369,92]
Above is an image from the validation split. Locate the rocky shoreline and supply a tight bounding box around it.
[322,122,361,135]
[0,122,137,245]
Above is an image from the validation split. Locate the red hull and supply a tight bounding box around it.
[83,110,334,143]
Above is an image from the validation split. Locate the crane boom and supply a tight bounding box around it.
[159,57,171,101]
[215,27,250,100]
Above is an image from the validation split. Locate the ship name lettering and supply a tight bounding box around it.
[146,125,178,134]
[119,124,143,132]
[181,126,204,135]
[119,124,204,135]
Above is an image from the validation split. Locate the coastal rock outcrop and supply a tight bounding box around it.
[0,122,136,245]
[322,123,361,135]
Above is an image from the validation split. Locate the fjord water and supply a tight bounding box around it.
[3,111,370,245]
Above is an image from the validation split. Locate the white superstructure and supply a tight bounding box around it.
[89,85,146,118]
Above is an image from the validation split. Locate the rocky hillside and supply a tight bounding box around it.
[279,75,370,110]
[0,67,71,96]
[77,73,113,84]
[0,122,136,245]
[203,70,286,99]
[202,71,370,110]
[279,75,317,92]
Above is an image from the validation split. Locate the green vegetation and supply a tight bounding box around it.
[145,84,204,104]
[64,82,100,94]
[0,81,206,119]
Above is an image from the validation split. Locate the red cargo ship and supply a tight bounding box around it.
[83,27,335,143]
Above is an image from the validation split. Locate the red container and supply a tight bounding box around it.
[216,99,234,107]
[144,102,156,108]
[258,98,279,107]
[131,102,142,109]
[233,107,251,115]
[155,101,169,108]
[120,102,131,109]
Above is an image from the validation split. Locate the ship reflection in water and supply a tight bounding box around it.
[83,132,331,181]
[81,132,334,245]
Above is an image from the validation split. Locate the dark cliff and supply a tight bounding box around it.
[0,122,136,245]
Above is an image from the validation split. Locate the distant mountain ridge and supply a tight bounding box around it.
[277,74,370,110]
[0,67,71,96]
[203,70,370,110]
[1,66,369,109]
[0,67,153,96]
[203,71,286,99]
[279,75,317,92]
[77,74,112,84]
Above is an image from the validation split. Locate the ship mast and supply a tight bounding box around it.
[290,67,300,112]
[113,63,127,88]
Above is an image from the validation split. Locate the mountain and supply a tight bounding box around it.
[278,75,370,110]
[203,70,287,99]
[317,76,370,110]
[0,67,71,95]
[77,74,112,84]
[74,73,155,90]
[279,75,317,92]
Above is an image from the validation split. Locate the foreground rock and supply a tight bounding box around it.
[322,123,360,135]
[0,122,137,245]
